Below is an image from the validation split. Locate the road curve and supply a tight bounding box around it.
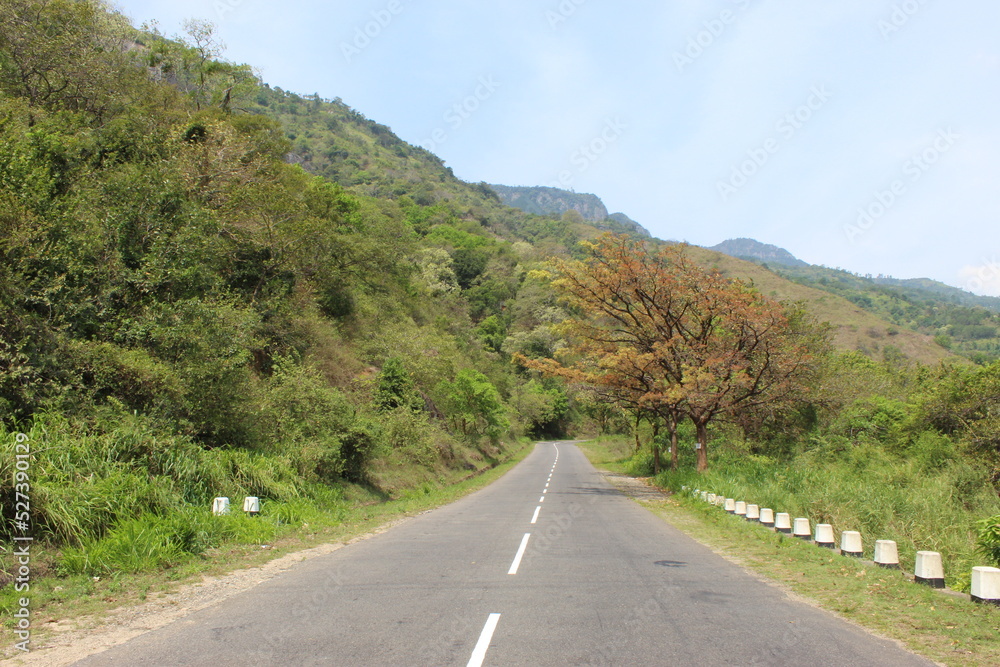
[73,442,933,666]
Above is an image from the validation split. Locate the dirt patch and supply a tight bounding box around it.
[599,471,672,504]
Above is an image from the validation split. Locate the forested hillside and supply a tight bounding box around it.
[0,0,997,594]
[0,1,595,562]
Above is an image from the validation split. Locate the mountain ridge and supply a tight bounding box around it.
[487,184,651,238]
[710,238,809,268]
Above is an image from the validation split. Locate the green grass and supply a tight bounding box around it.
[657,444,999,593]
[580,438,1000,667]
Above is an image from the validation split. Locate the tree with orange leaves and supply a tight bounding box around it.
[526,234,826,472]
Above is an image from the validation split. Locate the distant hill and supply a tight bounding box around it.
[606,212,651,238]
[488,185,650,237]
[488,185,608,221]
[703,240,1000,364]
[872,275,1000,312]
[710,238,809,268]
[687,247,961,366]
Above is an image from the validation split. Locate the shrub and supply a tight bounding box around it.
[437,369,509,440]
[977,514,1000,567]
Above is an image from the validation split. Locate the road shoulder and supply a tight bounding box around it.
[581,444,997,667]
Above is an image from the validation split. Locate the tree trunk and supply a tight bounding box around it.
[669,415,679,471]
[651,420,660,475]
[695,420,709,472]
[633,412,642,454]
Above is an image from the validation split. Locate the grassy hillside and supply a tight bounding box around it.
[686,248,961,366]
[771,264,1000,364]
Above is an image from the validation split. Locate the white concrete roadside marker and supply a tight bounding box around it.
[724,498,736,513]
[735,501,747,517]
[508,533,531,575]
[467,613,501,667]
[971,567,1000,606]
[775,513,792,534]
[840,531,864,558]
[874,540,900,569]
[707,493,717,504]
[242,496,260,515]
[814,523,835,549]
[793,517,812,540]
[701,491,709,502]
[212,497,230,516]
[745,504,760,522]
[759,508,775,528]
[914,551,946,589]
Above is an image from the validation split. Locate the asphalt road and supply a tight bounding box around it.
[74,442,934,666]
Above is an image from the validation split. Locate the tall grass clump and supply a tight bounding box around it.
[0,407,336,554]
[58,508,284,576]
[656,433,1000,592]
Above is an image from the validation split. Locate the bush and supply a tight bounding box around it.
[909,431,957,472]
[380,407,441,467]
[977,514,1000,567]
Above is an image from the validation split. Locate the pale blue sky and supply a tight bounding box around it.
[112,0,1000,295]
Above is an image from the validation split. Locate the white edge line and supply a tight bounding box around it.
[531,506,541,524]
[467,613,502,667]
[508,533,531,574]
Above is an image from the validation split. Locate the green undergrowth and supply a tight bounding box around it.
[580,438,1000,667]
[589,434,1000,591]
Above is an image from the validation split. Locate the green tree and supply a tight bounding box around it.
[373,357,422,412]
[438,369,509,440]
